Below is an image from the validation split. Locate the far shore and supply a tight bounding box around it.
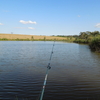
[0,33,74,41]
[0,33,65,41]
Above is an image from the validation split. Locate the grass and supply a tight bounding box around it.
[0,33,76,42]
[1,32,100,52]
[0,33,68,41]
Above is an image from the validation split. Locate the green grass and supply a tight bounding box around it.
[0,38,68,41]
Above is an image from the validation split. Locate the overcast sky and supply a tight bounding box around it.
[0,0,100,35]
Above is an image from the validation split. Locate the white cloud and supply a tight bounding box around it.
[28,27,35,29]
[95,23,100,28]
[15,27,35,30]
[0,23,3,25]
[19,20,37,24]
[78,15,81,17]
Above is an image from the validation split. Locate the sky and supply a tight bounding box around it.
[0,0,100,36]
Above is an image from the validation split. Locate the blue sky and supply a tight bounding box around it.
[0,0,100,36]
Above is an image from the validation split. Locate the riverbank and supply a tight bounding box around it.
[0,33,76,42]
[0,33,67,41]
[74,38,100,52]
[73,31,100,52]
[1,32,100,52]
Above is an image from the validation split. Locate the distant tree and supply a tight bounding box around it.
[79,32,88,39]
[92,31,100,36]
[31,36,34,41]
[85,31,92,35]
[44,37,46,41]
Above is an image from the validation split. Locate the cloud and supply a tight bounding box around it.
[0,23,3,25]
[14,27,35,30]
[78,15,81,17]
[95,23,100,28]
[19,20,37,24]
[28,27,35,29]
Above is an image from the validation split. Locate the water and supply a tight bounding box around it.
[0,41,100,100]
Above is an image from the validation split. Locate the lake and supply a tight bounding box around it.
[0,41,100,100]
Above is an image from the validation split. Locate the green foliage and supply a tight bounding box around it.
[74,31,100,52]
[89,38,100,52]
[31,36,34,41]
[0,38,8,40]
[74,39,88,43]
[44,37,46,41]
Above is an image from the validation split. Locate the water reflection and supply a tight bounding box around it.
[0,41,100,100]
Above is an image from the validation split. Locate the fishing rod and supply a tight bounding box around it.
[39,41,55,100]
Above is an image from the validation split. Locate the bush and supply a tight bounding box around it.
[89,38,100,52]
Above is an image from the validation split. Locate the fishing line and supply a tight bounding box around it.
[39,41,55,100]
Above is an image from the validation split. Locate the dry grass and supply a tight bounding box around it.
[0,33,67,41]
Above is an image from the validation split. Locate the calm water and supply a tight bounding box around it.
[0,41,100,100]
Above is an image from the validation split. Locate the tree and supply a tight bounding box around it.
[79,32,88,39]
[92,31,100,36]
[44,37,46,41]
[31,36,34,41]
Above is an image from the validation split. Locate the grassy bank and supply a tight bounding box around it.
[73,31,100,52]
[0,38,68,41]
[0,33,68,41]
[89,38,100,52]
[0,33,77,42]
[1,32,100,52]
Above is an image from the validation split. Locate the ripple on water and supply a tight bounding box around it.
[0,41,100,100]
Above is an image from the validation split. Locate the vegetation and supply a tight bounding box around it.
[54,35,76,42]
[74,31,100,52]
[54,31,100,52]
[0,32,100,52]
[31,36,34,41]
[0,38,31,41]
[89,38,100,52]
[0,34,68,41]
